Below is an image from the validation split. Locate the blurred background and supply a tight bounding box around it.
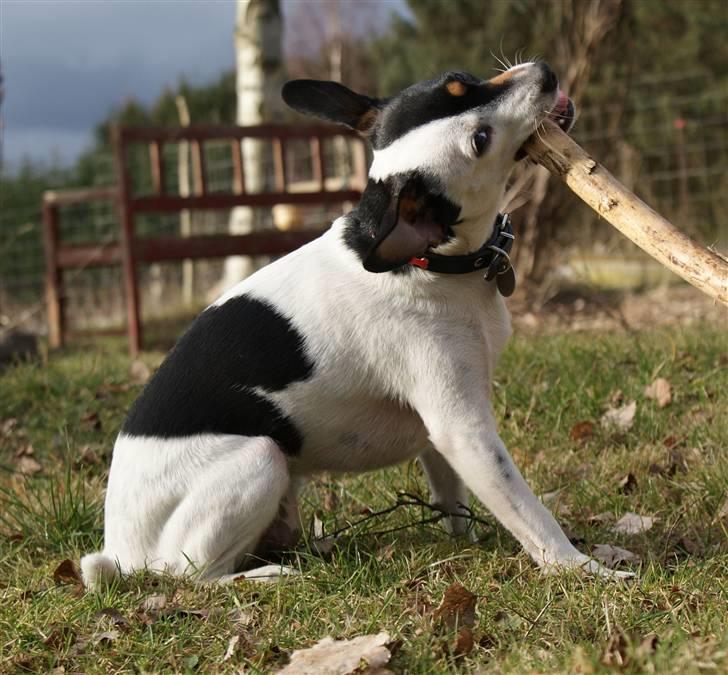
[1,0,727,345]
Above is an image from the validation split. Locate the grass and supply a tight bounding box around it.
[0,325,726,673]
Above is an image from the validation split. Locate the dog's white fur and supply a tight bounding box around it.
[82,63,631,588]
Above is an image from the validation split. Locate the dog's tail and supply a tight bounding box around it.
[80,552,118,590]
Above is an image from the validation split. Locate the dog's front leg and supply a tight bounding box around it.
[418,446,474,539]
[415,388,631,578]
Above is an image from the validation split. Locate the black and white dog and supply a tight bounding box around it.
[82,62,631,588]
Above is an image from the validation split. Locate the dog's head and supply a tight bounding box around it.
[282,62,575,272]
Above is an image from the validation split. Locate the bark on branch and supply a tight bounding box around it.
[523,121,728,306]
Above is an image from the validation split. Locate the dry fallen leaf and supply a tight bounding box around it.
[130,359,152,385]
[602,630,629,667]
[587,512,613,525]
[716,497,728,523]
[570,420,595,443]
[76,445,102,467]
[311,513,336,556]
[94,608,129,631]
[450,627,474,657]
[612,512,655,535]
[81,410,102,431]
[592,544,641,567]
[433,582,477,631]
[140,594,167,613]
[223,635,241,662]
[618,473,637,494]
[16,455,42,475]
[600,401,637,432]
[1,418,18,436]
[53,559,83,586]
[644,377,672,407]
[277,632,392,674]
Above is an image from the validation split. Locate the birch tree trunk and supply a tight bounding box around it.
[219,0,284,291]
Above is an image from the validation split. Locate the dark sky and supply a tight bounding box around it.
[0,0,404,169]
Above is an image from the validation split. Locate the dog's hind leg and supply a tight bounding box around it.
[153,435,292,582]
[418,446,474,538]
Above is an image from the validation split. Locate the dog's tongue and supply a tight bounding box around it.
[548,90,575,131]
[549,90,570,119]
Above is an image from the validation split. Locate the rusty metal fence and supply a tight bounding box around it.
[1,75,726,344]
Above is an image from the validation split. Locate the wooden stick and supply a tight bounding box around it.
[523,121,728,306]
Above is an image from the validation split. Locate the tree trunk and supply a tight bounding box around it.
[512,0,623,285]
[219,0,284,292]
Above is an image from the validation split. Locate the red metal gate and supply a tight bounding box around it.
[43,123,368,355]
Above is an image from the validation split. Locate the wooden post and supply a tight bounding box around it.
[149,140,166,195]
[523,121,728,306]
[112,125,143,356]
[310,136,326,192]
[231,138,246,195]
[272,137,287,191]
[42,199,65,348]
[190,140,207,196]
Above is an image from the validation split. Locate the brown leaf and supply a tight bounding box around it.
[227,607,254,628]
[592,544,641,567]
[644,378,672,407]
[570,420,595,443]
[81,410,102,431]
[16,455,42,475]
[609,389,624,407]
[612,512,655,535]
[602,630,629,667]
[277,632,392,674]
[322,490,339,512]
[617,473,637,494]
[635,633,658,659]
[14,443,34,458]
[450,627,474,657]
[140,593,167,613]
[1,418,19,436]
[600,401,637,432]
[53,559,83,586]
[715,497,728,523]
[76,445,102,467]
[587,512,613,525]
[94,608,129,631]
[433,583,477,631]
[129,359,151,385]
[43,625,76,650]
[220,635,242,663]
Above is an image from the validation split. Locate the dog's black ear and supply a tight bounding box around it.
[282,80,382,134]
[362,177,460,273]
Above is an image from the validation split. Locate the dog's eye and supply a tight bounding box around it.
[471,129,490,157]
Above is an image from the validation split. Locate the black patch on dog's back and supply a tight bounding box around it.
[122,295,313,454]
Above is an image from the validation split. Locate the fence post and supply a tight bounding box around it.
[112,125,143,357]
[42,198,64,348]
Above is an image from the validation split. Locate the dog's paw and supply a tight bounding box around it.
[540,554,635,581]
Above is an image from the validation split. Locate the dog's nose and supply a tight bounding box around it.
[538,62,558,94]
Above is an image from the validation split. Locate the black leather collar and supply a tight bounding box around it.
[408,213,517,296]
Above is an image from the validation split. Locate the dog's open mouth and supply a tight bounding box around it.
[516,90,575,160]
[548,90,576,132]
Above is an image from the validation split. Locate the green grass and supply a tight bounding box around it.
[1,325,726,673]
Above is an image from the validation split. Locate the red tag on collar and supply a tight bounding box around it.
[408,257,430,270]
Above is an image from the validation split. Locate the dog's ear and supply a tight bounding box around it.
[281,80,382,135]
[362,177,460,273]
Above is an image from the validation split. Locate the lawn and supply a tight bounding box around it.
[1,324,726,673]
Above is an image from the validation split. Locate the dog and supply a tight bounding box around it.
[82,61,631,589]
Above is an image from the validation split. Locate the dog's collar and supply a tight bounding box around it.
[408,212,517,296]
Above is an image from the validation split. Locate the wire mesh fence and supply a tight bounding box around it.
[1,74,726,337]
